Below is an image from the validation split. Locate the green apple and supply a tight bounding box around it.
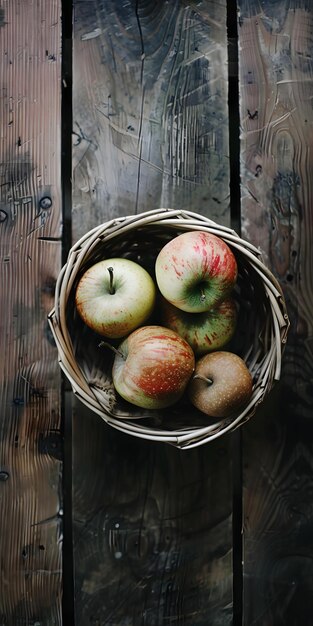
[75,258,156,338]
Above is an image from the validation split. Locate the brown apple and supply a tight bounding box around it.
[188,351,253,418]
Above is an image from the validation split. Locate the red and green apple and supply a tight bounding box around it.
[111,325,195,409]
[160,296,237,356]
[155,230,238,313]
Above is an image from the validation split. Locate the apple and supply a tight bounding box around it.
[111,325,195,409]
[160,296,237,356]
[188,351,253,418]
[155,230,238,313]
[75,258,156,338]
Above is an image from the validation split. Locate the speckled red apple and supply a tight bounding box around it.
[188,351,253,418]
[112,325,195,409]
[160,296,237,356]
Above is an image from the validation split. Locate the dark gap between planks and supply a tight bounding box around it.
[227,0,243,624]
[61,0,75,623]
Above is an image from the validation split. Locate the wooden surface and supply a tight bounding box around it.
[2,0,312,623]
[0,1,63,624]
[72,1,233,624]
[72,0,230,230]
[238,1,313,623]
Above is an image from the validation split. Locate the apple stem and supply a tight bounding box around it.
[200,287,206,302]
[107,266,115,295]
[193,374,213,385]
[98,341,125,360]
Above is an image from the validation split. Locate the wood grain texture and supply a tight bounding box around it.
[73,0,230,234]
[0,1,62,623]
[73,410,233,626]
[72,1,233,624]
[238,2,313,623]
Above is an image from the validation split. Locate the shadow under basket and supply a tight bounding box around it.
[48,209,290,449]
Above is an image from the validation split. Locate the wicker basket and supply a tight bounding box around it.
[48,209,290,449]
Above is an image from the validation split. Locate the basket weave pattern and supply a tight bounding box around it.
[49,209,290,449]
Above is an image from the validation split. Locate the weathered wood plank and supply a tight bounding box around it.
[0,1,62,623]
[73,0,230,231]
[72,1,233,624]
[238,2,313,623]
[73,414,233,625]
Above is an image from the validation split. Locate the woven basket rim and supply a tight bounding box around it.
[49,208,290,449]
